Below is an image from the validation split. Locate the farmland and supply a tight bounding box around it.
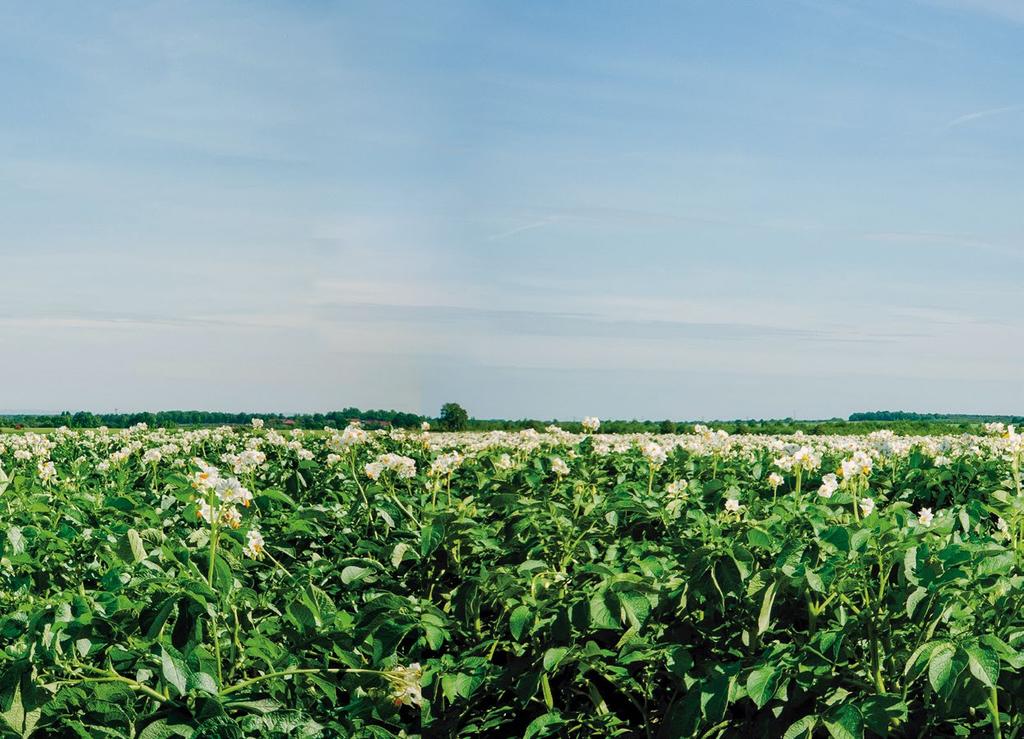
[2,422,1024,737]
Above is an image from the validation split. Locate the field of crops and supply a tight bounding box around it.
[3,422,1024,737]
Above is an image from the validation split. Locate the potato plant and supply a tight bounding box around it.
[2,422,1024,737]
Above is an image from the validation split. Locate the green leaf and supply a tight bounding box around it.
[746,665,780,709]
[390,542,416,568]
[127,528,146,562]
[905,587,927,619]
[421,521,445,557]
[160,645,190,697]
[860,695,908,736]
[783,716,817,739]
[137,714,195,739]
[928,642,962,695]
[523,712,564,739]
[966,644,999,688]
[543,647,569,672]
[510,605,531,641]
[0,674,42,738]
[758,581,778,634]
[341,565,370,585]
[823,703,864,739]
[589,589,620,630]
[617,590,651,629]
[6,527,25,556]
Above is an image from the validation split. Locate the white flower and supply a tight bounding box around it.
[551,457,570,476]
[933,455,952,467]
[191,459,221,491]
[220,505,242,529]
[430,451,463,477]
[365,461,384,481]
[326,453,342,466]
[768,472,784,488]
[724,498,742,513]
[839,450,872,479]
[666,479,689,495]
[917,507,934,527]
[243,527,266,559]
[37,460,57,484]
[339,424,368,448]
[142,448,162,464]
[387,663,424,708]
[997,517,1009,535]
[818,473,839,499]
[773,455,794,472]
[495,453,514,471]
[216,477,253,507]
[582,416,601,433]
[375,453,417,479]
[421,421,431,431]
[196,500,214,523]
[792,446,822,471]
[859,497,875,517]
[251,418,265,429]
[641,442,667,467]
[665,480,689,516]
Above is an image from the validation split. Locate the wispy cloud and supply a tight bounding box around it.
[862,230,1024,261]
[923,0,1024,24]
[486,218,555,241]
[316,302,925,345]
[943,103,1024,129]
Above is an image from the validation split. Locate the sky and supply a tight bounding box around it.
[2,0,1024,420]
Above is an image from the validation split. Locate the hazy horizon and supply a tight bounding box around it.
[4,1,1024,419]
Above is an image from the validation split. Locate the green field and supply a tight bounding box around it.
[2,423,1024,737]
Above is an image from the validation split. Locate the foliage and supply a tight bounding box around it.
[4,423,1024,737]
[438,404,469,432]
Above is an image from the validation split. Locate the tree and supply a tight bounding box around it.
[70,411,98,428]
[658,419,677,434]
[439,402,469,431]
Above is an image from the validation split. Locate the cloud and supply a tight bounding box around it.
[862,230,1024,261]
[315,302,923,344]
[943,103,1024,129]
[923,0,1024,23]
[486,218,555,241]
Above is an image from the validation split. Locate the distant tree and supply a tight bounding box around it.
[439,402,469,431]
[658,419,677,434]
[70,411,98,428]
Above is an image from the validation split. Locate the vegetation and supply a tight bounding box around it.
[438,403,469,432]
[1,406,1014,437]
[0,408,426,431]
[4,422,1024,735]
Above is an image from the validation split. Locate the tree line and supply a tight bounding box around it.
[0,403,998,436]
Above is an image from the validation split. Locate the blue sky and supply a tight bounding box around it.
[2,0,1024,419]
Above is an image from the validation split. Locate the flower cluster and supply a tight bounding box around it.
[550,457,570,476]
[429,451,463,477]
[243,527,266,559]
[818,473,839,498]
[641,441,668,467]
[191,459,253,529]
[365,453,417,481]
[385,663,424,708]
[839,450,873,479]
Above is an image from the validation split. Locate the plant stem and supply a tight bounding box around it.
[989,685,1003,739]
